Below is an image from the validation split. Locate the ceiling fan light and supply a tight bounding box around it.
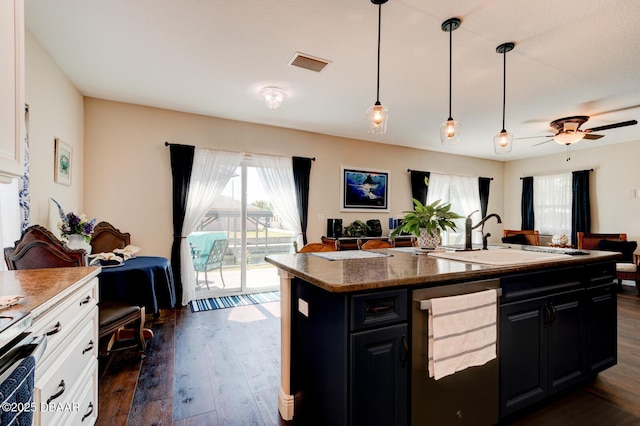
[553,131,585,145]
[440,118,460,145]
[493,130,513,154]
[259,86,287,110]
[367,102,388,134]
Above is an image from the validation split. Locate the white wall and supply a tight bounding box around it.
[504,141,640,243]
[84,98,505,258]
[25,30,84,230]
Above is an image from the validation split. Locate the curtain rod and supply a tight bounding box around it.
[164,142,315,161]
[519,168,593,179]
[406,169,493,180]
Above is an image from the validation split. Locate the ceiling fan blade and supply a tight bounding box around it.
[514,135,551,140]
[533,139,553,147]
[585,120,638,133]
[583,133,604,140]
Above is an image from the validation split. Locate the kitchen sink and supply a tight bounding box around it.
[428,248,573,265]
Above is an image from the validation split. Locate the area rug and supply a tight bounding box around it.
[189,291,280,312]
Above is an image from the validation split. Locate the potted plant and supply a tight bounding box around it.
[390,198,463,249]
[343,220,370,237]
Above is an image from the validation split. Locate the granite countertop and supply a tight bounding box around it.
[265,246,619,293]
[0,267,101,320]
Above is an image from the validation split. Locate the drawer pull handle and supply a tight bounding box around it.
[367,304,393,314]
[79,295,92,306]
[45,322,62,336]
[81,402,94,422]
[47,380,66,404]
[82,340,94,354]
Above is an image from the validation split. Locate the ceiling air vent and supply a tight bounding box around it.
[288,52,331,72]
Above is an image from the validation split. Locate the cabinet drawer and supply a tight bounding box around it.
[35,313,98,426]
[31,278,98,360]
[351,289,407,331]
[585,261,616,287]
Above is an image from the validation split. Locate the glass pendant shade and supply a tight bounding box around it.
[367,102,388,134]
[493,129,513,154]
[440,118,460,145]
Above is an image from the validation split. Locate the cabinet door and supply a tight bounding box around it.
[0,0,24,181]
[586,283,617,374]
[351,323,408,426]
[547,289,586,395]
[500,297,547,417]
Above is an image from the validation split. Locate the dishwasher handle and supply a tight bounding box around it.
[418,288,502,311]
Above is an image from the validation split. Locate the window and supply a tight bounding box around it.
[0,180,21,270]
[426,173,482,246]
[533,173,571,238]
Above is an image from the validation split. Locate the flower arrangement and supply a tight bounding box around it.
[51,198,96,242]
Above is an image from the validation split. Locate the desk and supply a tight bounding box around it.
[98,256,176,314]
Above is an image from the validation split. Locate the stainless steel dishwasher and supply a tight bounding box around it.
[412,279,501,426]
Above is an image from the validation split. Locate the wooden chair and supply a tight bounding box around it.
[4,225,86,269]
[294,241,339,253]
[358,239,394,250]
[90,221,131,253]
[502,229,540,246]
[577,232,640,294]
[4,225,147,357]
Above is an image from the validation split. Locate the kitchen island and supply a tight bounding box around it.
[266,246,619,425]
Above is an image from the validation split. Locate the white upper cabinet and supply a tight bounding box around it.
[0,0,24,183]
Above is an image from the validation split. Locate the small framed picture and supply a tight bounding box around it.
[341,166,389,211]
[54,138,72,185]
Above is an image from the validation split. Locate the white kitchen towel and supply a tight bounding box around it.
[428,289,497,380]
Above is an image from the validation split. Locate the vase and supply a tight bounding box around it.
[66,234,92,255]
[417,228,441,249]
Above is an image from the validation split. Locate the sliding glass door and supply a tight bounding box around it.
[188,161,294,297]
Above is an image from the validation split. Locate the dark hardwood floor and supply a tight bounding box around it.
[97,286,640,426]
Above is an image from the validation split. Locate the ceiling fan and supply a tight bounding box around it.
[528,115,638,147]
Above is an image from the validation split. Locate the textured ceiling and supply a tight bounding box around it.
[25,0,640,161]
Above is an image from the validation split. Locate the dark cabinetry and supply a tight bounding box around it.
[291,279,408,426]
[499,262,617,419]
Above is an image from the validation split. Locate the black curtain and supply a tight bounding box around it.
[571,170,591,245]
[478,177,491,218]
[521,176,535,230]
[410,170,430,204]
[292,157,312,245]
[169,143,195,306]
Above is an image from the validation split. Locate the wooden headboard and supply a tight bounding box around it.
[4,225,86,270]
[90,221,131,254]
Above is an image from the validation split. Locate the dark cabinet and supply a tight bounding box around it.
[351,324,408,426]
[585,282,617,373]
[500,262,617,419]
[500,288,586,417]
[291,279,408,426]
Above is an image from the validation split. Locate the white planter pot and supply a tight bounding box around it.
[65,234,92,255]
[417,228,441,249]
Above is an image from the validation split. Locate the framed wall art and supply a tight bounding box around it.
[54,138,72,185]
[341,166,389,211]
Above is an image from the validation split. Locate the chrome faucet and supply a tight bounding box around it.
[464,211,502,250]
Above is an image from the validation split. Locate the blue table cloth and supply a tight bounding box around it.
[98,256,176,314]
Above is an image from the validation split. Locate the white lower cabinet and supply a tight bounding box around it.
[32,277,99,426]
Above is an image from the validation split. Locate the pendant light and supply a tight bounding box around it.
[367,0,389,134]
[493,42,515,154]
[440,17,461,145]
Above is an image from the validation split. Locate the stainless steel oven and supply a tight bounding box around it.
[0,313,47,426]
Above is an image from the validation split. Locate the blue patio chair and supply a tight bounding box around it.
[193,238,229,289]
